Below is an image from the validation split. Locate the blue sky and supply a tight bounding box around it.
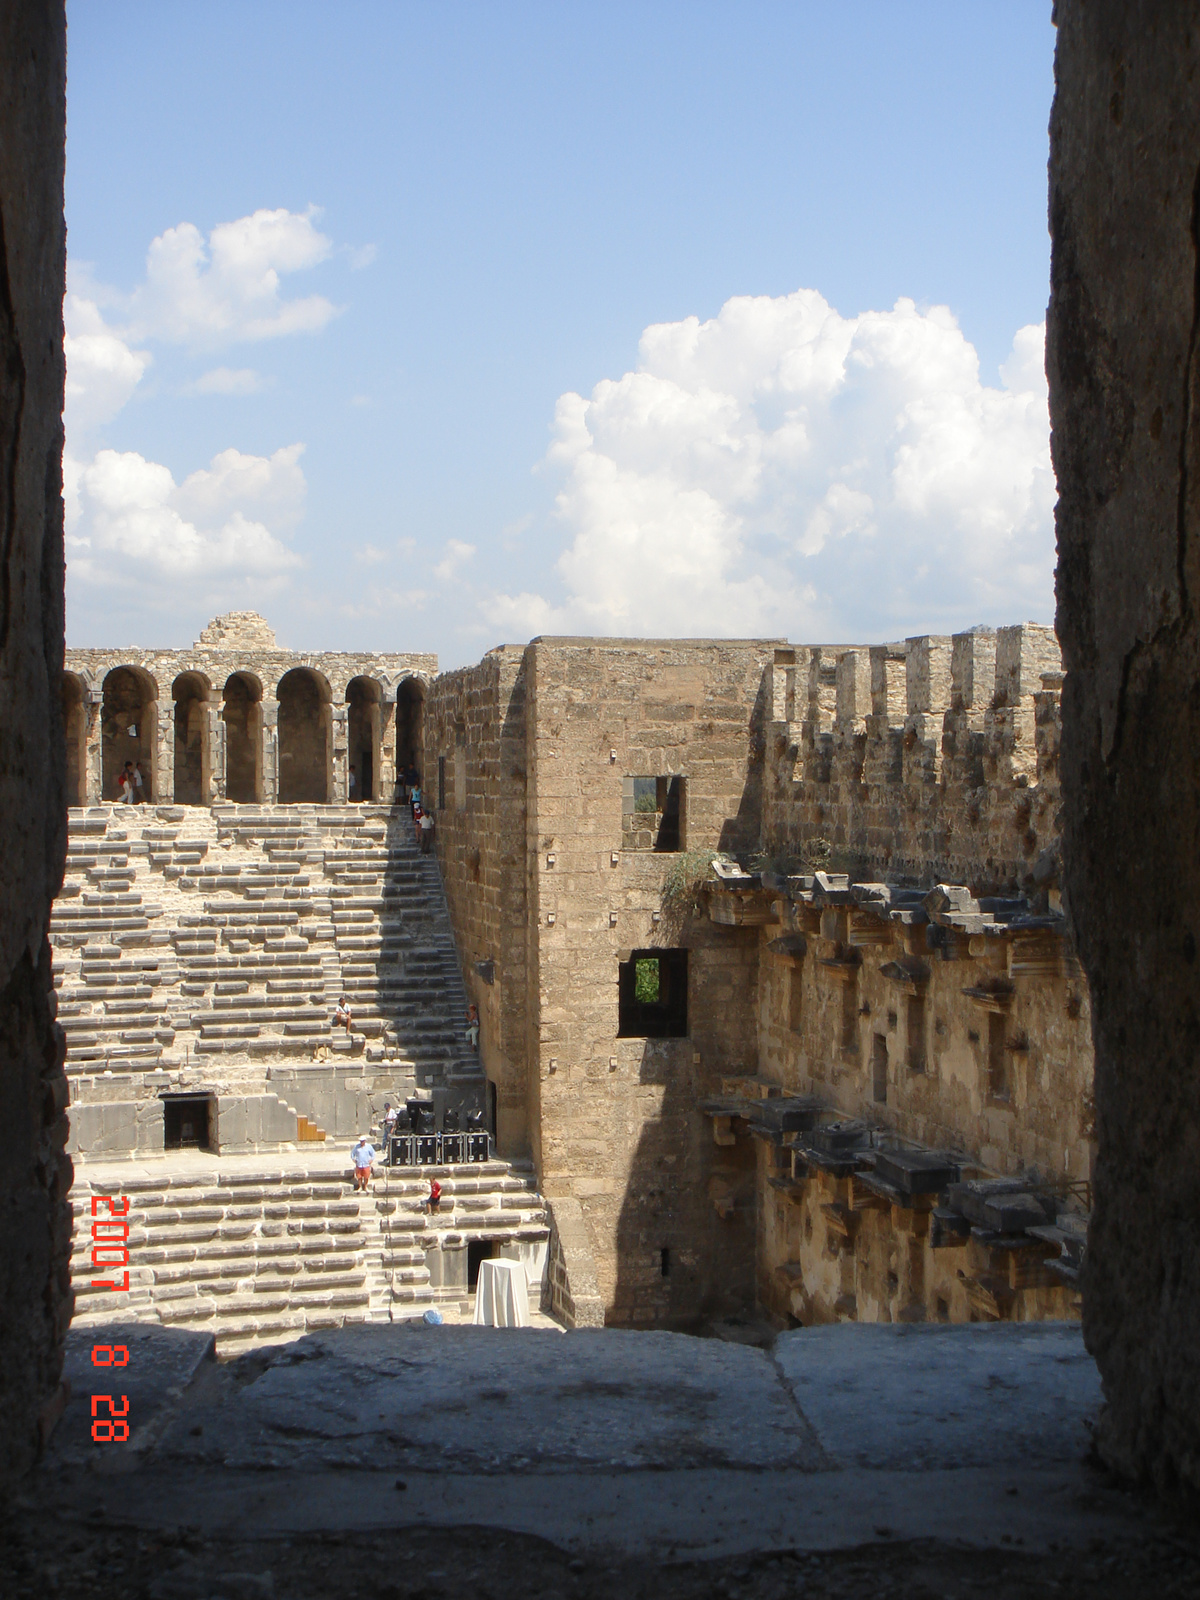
[64,1,1057,666]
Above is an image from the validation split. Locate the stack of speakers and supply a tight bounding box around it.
[388,1101,490,1167]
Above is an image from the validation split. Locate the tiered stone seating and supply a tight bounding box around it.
[69,1156,548,1352]
[52,803,480,1101]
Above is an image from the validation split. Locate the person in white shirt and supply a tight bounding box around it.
[351,1136,375,1192]
[419,809,435,854]
[130,762,145,804]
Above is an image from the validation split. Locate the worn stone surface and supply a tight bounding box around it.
[27,1319,1174,1563]
[1048,4,1200,1491]
[0,0,71,1483]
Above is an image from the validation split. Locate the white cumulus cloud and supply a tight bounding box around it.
[434,539,477,582]
[127,206,338,347]
[193,366,265,395]
[485,289,1054,641]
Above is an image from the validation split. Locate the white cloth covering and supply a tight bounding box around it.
[472,1258,529,1327]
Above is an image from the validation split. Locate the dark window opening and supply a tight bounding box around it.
[660,1247,671,1278]
[987,1012,1009,1101]
[618,948,688,1038]
[163,1095,213,1151]
[840,973,859,1059]
[788,964,803,1033]
[906,993,926,1073]
[622,775,685,852]
[467,1238,496,1290]
[871,1032,888,1104]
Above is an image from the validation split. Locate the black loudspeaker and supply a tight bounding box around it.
[417,1107,436,1135]
[405,1098,424,1132]
[390,1135,415,1167]
[466,1131,490,1162]
[415,1134,439,1164]
[442,1106,460,1132]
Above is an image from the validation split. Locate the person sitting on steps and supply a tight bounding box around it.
[334,995,352,1033]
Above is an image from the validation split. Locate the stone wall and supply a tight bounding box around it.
[0,0,72,1483]
[1049,2,1200,1492]
[424,648,531,1154]
[764,626,1063,890]
[64,618,434,809]
[521,638,774,1325]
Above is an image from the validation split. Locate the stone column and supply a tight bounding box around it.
[331,702,348,803]
[260,697,279,804]
[207,703,226,803]
[380,697,396,803]
[83,688,103,805]
[153,699,171,806]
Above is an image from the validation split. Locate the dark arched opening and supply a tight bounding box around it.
[172,672,210,805]
[101,666,157,803]
[62,674,87,808]
[395,676,425,791]
[223,672,262,804]
[277,667,331,803]
[346,676,381,802]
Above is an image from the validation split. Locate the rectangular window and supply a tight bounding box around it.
[906,994,926,1073]
[618,948,688,1038]
[840,971,859,1059]
[787,964,803,1034]
[871,1033,888,1104]
[987,1012,1009,1101]
[621,775,685,852]
[437,755,446,811]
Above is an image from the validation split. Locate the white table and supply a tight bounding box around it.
[472,1258,529,1327]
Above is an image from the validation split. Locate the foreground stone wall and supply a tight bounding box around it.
[1049,2,1200,1491]
[0,0,72,1482]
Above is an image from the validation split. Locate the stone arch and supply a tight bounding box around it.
[223,671,263,804]
[62,672,88,808]
[172,671,211,806]
[346,676,382,802]
[395,675,426,791]
[101,666,158,803]
[277,667,331,803]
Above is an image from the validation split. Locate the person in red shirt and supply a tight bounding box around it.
[427,1177,442,1215]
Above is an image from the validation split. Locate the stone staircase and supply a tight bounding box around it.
[70,1156,549,1353]
[53,804,483,1151]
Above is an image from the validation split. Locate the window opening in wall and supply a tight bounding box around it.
[102,665,156,803]
[840,972,860,1058]
[277,667,331,803]
[163,1095,213,1151]
[872,1033,888,1104]
[346,676,381,802]
[222,672,262,804]
[438,755,447,810]
[987,1012,1009,1101]
[788,964,804,1033]
[618,948,688,1037]
[621,775,685,852]
[467,1238,496,1290]
[906,993,926,1073]
[172,672,208,806]
[660,1247,671,1278]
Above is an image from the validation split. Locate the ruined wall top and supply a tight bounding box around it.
[195,612,277,651]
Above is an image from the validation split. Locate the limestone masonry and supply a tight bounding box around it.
[59,614,1089,1341]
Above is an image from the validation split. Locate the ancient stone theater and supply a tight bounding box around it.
[55,610,1090,1344]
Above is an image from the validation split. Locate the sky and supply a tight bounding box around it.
[64,1,1057,667]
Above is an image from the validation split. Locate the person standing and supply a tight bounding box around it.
[118,762,134,804]
[348,764,358,803]
[427,1176,442,1215]
[466,1004,479,1050]
[351,1135,375,1193]
[419,808,435,854]
[130,760,146,804]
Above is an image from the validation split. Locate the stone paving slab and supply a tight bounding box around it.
[35,1320,1167,1561]
[773,1321,1101,1470]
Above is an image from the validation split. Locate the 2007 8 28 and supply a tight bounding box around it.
[89,1195,131,1443]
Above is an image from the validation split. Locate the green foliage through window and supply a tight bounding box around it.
[634,957,660,1004]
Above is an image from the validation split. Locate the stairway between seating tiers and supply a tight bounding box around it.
[53,804,484,1154]
[71,1156,549,1353]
